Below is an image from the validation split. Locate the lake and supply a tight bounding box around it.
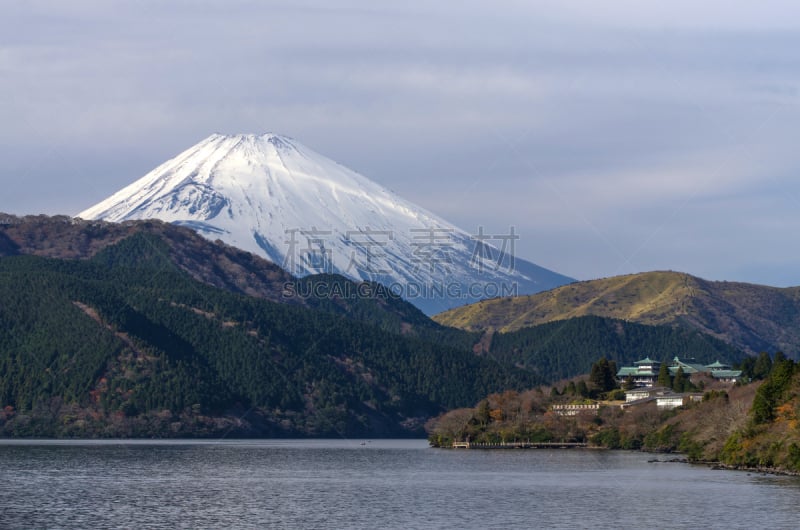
[1,439,798,529]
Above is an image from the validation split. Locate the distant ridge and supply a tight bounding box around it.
[77,133,574,314]
[0,214,432,332]
[434,271,800,357]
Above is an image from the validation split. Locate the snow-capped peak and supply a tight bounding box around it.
[78,133,573,313]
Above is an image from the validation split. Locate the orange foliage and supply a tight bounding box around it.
[776,402,795,422]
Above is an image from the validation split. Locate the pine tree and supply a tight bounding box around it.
[737,356,756,380]
[672,367,686,393]
[590,357,618,393]
[475,399,490,426]
[657,362,671,388]
[753,351,772,380]
[773,351,787,370]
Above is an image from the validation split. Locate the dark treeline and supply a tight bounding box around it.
[0,233,537,437]
[487,315,744,380]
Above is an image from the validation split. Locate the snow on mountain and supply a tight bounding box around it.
[78,133,574,314]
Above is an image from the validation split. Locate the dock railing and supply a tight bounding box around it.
[451,441,587,449]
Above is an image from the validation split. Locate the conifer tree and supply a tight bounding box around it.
[475,399,491,426]
[590,357,618,392]
[772,351,787,370]
[672,367,686,393]
[753,351,772,380]
[657,362,671,388]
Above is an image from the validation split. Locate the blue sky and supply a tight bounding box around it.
[2,1,800,286]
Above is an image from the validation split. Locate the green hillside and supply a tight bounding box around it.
[0,232,537,438]
[718,355,800,471]
[434,271,800,357]
[0,214,436,334]
[485,315,744,381]
[0,216,764,438]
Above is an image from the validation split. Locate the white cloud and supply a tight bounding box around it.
[2,1,800,286]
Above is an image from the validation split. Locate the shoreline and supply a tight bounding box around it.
[642,455,800,477]
[438,442,800,477]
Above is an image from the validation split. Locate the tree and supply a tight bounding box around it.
[750,357,796,425]
[428,408,475,444]
[590,357,618,393]
[622,376,636,391]
[576,380,589,398]
[737,356,755,380]
[657,363,671,388]
[772,351,787,370]
[672,367,686,393]
[751,381,776,424]
[475,399,490,426]
[753,351,772,380]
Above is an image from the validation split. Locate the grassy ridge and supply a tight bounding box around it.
[435,272,695,331]
[435,271,800,357]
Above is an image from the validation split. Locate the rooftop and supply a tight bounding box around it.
[634,357,660,366]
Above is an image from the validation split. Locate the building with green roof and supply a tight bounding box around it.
[617,356,741,387]
[616,357,662,387]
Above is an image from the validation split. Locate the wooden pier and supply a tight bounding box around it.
[451,441,588,449]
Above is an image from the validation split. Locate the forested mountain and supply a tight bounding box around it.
[484,315,744,381]
[0,216,749,438]
[0,214,435,335]
[434,271,800,357]
[0,232,536,437]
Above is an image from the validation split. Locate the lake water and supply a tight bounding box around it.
[1,439,798,529]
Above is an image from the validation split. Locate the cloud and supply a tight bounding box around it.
[2,1,800,286]
[527,0,800,31]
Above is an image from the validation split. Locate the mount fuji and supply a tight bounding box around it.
[78,133,574,314]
